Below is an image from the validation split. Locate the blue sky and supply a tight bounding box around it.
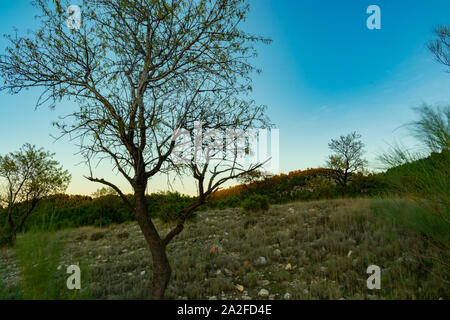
[0,1,449,195]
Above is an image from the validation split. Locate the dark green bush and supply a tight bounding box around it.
[241,194,270,213]
[0,225,13,248]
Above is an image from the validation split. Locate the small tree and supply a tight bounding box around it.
[0,144,71,244]
[326,132,367,196]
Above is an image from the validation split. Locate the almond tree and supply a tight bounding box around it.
[326,132,367,196]
[0,0,271,299]
[0,144,71,244]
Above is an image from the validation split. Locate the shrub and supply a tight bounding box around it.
[305,177,337,200]
[15,231,67,299]
[378,104,450,283]
[241,194,270,213]
[115,231,129,240]
[0,225,13,248]
[154,192,197,223]
[89,231,105,241]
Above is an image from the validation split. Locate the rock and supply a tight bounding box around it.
[284,293,292,300]
[303,289,309,295]
[242,295,252,300]
[258,289,269,297]
[140,270,146,276]
[224,268,233,276]
[255,256,267,266]
[215,269,222,275]
[57,265,63,271]
[273,249,281,257]
[257,280,270,286]
[288,208,295,214]
[320,266,327,272]
[236,284,244,292]
[209,296,218,300]
[285,263,292,271]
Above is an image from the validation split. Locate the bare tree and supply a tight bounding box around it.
[0,0,270,299]
[0,144,71,244]
[326,132,367,196]
[427,25,450,72]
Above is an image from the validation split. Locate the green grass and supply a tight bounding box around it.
[14,230,68,300]
[372,199,450,244]
[0,198,448,300]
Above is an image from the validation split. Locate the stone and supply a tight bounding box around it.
[255,256,267,266]
[258,289,269,297]
[257,280,270,286]
[285,263,292,271]
[273,249,281,257]
[236,284,244,292]
[284,293,292,300]
[224,268,233,276]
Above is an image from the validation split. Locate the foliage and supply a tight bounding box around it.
[209,168,386,209]
[326,132,368,195]
[241,194,270,213]
[0,144,71,243]
[378,104,450,284]
[148,192,197,223]
[15,230,67,299]
[427,25,450,72]
[0,191,199,243]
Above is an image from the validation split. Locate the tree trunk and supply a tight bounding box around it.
[6,210,17,246]
[134,184,172,300]
[10,229,16,246]
[148,243,171,300]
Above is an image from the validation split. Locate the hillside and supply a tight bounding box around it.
[1,198,447,300]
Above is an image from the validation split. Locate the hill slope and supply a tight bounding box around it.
[0,198,448,300]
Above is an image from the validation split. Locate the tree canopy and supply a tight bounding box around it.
[0,143,71,244]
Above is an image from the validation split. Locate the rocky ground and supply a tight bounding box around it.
[0,198,448,300]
